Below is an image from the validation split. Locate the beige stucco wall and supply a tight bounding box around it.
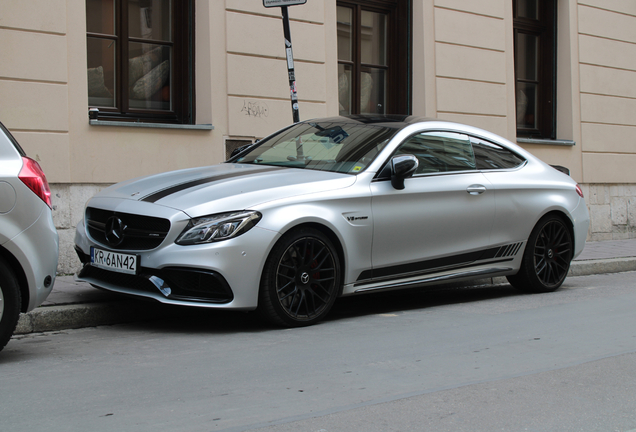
[1,0,336,273]
[2,0,636,272]
[225,1,336,138]
[0,0,70,184]
[409,0,590,183]
[578,0,636,184]
[575,0,636,239]
[429,1,510,139]
[2,1,335,184]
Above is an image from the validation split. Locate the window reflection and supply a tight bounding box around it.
[360,68,385,114]
[361,11,386,66]
[129,0,172,41]
[86,0,173,112]
[337,6,352,62]
[337,6,388,115]
[128,43,171,110]
[87,38,116,107]
[517,0,538,20]
[338,64,352,115]
[86,0,115,34]
[396,132,475,174]
[515,33,538,81]
[516,82,537,129]
[472,138,525,170]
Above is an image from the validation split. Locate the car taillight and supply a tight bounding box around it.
[19,157,52,208]
[575,184,584,198]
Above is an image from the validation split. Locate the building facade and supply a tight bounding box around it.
[1,0,635,273]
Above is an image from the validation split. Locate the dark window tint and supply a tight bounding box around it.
[86,0,194,124]
[337,1,410,115]
[472,138,525,170]
[513,0,556,139]
[395,132,475,174]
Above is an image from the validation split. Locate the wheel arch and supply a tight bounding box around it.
[0,246,28,312]
[537,209,576,251]
[266,222,347,296]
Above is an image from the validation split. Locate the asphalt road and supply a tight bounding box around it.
[2,272,636,432]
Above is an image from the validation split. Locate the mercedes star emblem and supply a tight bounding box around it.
[105,216,126,247]
[300,272,310,284]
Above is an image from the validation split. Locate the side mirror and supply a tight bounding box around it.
[390,155,418,190]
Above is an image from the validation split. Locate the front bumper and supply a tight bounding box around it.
[74,219,280,310]
[76,251,234,303]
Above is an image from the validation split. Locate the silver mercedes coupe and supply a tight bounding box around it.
[74,115,589,326]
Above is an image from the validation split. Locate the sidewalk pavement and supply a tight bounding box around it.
[14,238,636,335]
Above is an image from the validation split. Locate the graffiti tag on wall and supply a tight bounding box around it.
[241,100,269,118]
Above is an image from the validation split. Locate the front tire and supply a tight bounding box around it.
[258,228,341,327]
[0,258,22,352]
[507,215,573,293]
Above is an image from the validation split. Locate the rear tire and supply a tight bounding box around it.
[0,258,22,352]
[258,228,341,327]
[507,215,573,293]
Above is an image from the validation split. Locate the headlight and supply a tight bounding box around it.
[175,211,261,245]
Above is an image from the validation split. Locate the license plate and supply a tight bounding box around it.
[91,247,138,275]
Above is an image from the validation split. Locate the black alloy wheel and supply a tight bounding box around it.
[259,228,341,327]
[507,215,573,293]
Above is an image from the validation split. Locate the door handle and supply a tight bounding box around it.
[467,185,487,195]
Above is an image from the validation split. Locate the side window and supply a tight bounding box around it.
[86,0,194,124]
[513,0,556,139]
[395,132,475,174]
[472,137,526,170]
[336,1,410,115]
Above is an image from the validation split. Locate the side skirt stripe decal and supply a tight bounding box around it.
[357,242,523,283]
[354,266,514,293]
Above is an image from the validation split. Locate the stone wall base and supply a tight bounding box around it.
[49,182,635,275]
[580,184,636,242]
[51,184,109,275]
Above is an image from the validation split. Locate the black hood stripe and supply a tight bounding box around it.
[141,166,285,203]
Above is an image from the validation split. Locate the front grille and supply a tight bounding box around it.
[78,265,234,303]
[86,207,171,250]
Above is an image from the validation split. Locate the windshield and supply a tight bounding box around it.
[233,121,398,174]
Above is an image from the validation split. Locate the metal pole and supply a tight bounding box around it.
[281,6,300,123]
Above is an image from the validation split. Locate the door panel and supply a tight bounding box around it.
[370,172,495,280]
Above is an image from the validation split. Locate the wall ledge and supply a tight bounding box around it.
[516,137,575,146]
[89,120,214,130]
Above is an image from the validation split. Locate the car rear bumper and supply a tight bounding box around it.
[571,196,590,259]
[4,205,58,311]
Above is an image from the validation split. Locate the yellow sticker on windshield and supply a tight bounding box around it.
[352,165,362,172]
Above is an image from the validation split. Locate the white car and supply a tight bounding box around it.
[74,116,589,327]
[0,122,58,350]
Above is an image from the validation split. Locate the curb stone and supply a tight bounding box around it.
[568,257,636,277]
[15,300,178,335]
[13,257,636,335]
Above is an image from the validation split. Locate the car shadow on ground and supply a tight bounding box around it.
[327,282,520,321]
[116,282,521,335]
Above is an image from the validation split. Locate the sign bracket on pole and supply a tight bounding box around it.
[263,0,307,123]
